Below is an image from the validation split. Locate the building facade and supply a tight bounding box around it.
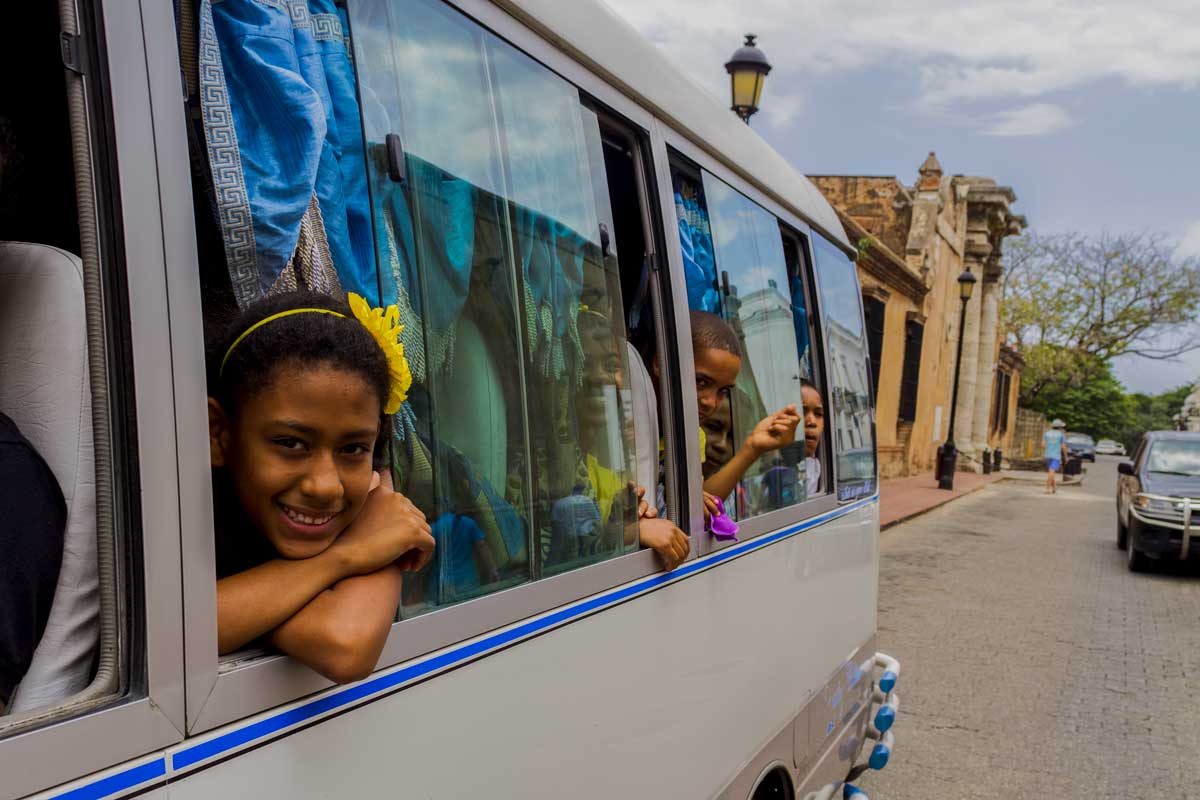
[810,153,1025,478]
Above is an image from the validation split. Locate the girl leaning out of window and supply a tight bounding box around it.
[207,291,435,683]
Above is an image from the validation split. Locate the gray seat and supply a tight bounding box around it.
[0,241,99,713]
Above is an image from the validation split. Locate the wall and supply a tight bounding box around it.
[1009,407,1048,468]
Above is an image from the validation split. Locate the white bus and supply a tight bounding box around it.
[0,1,898,798]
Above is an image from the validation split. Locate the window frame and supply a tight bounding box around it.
[178,0,700,735]
[806,231,879,503]
[656,134,842,555]
[779,224,834,503]
[0,1,188,797]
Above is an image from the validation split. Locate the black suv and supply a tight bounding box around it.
[1116,431,1200,572]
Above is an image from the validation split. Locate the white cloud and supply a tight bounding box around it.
[1178,222,1200,259]
[598,0,1200,131]
[981,103,1074,137]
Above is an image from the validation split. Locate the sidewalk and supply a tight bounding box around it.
[880,468,1082,530]
[879,471,1003,529]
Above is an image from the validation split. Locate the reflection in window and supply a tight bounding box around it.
[812,235,877,501]
[671,164,807,519]
[350,0,638,612]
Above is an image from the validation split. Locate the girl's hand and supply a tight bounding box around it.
[331,471,435,575]
[702,491,721,523]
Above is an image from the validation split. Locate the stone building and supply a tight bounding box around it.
[810,153,1025,477]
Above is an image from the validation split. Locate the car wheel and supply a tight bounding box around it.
[1127,525,1150,572]
[1116,512,1128,551]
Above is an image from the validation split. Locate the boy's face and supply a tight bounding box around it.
[209,364,381,560]
[801,384,825,457]
[701,397,734,477]
[694,346,741,422]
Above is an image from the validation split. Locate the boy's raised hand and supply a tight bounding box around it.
[331,470,435,576]
[745,404,802,454]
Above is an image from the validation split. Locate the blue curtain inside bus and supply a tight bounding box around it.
[197,0,377,305]
[672,174,720,313]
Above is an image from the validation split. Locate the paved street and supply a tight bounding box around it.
[861,457,1200,800]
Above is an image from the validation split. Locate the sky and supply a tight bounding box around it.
[599,0,1200,394]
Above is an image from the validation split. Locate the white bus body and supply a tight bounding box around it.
[1,1,899,798]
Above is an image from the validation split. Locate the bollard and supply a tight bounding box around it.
[993,448,1002,471]
[981,449,992,474]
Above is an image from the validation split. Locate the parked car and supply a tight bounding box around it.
[1065,432,1096,462]
[1115,431,1200,572]
[1095,439,1126,456]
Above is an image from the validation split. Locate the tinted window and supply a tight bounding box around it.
[812,235,877,501]
[352,0,640,610]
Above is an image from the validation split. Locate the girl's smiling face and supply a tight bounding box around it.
[209,362,382,560]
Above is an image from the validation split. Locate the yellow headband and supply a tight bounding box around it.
[218,294,412,415]
[219,308,345,375]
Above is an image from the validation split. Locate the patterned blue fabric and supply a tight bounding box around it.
[672,179,719,313]
[200,0,377,304]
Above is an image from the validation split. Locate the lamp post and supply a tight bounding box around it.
[725,34,772,124]
[937,269,978,490]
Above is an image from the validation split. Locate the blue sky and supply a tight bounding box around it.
[601,0,1200,394]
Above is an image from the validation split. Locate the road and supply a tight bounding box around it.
[859,457,1200,800]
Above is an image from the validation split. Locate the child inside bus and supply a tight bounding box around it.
[207,291,435,683]
[679,311,801,507]
[800,379,825,497]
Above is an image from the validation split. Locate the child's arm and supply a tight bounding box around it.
[266,564,404,683]
[218,476,434,660]
[703,406,801,500]
[217,549,357,655]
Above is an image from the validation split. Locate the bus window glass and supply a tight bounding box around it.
[669,162,807,519]
[350,0,639,610]
[782,229,829,498]
[701,174,806,517]
[812,234,877,501]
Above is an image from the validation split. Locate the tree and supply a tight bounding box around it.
[1002,232,1200,405]
[1114,384,1194,453]
[1021,355,1134,438]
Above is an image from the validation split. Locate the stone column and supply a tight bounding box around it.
[971,279,1001,455]
[951,275,982,462]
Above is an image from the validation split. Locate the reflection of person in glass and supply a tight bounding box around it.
[678,312,801,506]
[569,308,689,570]
[800,380,825,497]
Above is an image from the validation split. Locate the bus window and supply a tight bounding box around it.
[782,228,831,499]
[811,234,878,501]
[350,0,642,607]
[670,162,807,520]
[0,5,101,722]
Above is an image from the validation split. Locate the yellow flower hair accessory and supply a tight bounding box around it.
[348,292,412,415]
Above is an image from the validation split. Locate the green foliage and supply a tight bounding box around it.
[1112,384,1194,453]
[1022,354,1134,438]
[1003,232,1200,405]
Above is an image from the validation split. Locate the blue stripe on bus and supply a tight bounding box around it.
[173,495,874,772]
[53,758,165,800]
[52,494,876,796]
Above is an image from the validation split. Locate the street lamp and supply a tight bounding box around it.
[937,269,978,490]
[725,34,772,124]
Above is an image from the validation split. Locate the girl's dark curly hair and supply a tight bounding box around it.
[206,291,391,421]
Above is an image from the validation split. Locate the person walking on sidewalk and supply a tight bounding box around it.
[1044,419,1068,494]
